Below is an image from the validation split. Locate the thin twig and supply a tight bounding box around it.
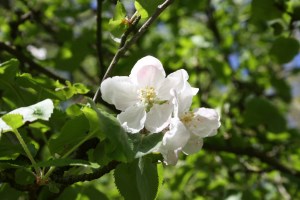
[93,0,174,102]
[51,160,120,185]
[0,42,66,83]
[96,0,105,78]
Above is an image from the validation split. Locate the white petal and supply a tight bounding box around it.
[101,76,139,111]
[182,137,203,155]
[162,118,190,150]
[157,69,189,100]
[177,83,199,115]
[159,146,180,165]
[130,56,166,88]
[145,103,173,133]
[130,55,165,79]
[187,108,221,137]
[117,104,146,133]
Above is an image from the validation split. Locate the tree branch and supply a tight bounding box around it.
[0,42,66,83]
[96,0,105,78]
[50,160,120,185]
[93,0,174,102]
[203,142,300,179]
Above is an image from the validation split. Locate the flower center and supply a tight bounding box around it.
[138,86,157,111]
[180,112,194,124]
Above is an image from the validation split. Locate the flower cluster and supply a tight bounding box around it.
[101,56,220,165]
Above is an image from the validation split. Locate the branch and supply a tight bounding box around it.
[93,0,174,102]
[203,142,300,179]
[51,160,120,185]
[96,0,105,78]
[0,42,66,83]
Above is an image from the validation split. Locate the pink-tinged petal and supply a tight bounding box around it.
[162,118,190,150]
[101,76,139,111]
[145,103,173,133]
[187,108,221,137]
[182,137,203,155]
[130,56,166,87]
[130,56,165,79]
[117,104,146,133]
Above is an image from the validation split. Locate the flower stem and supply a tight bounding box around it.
[13,129,42,176]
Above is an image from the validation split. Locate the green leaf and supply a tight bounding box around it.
[114,158,159,200]
[109,1,128,38]
[2,114,23,130]
[0,133,23,159]
[82,106,105,140]
[130,133,163,158]
[243,97,286,133]
[0,59,19,81]
[15,168,35,185]
[270,37,299,64]
[135,0,164,19]
[48,114,89,155]
[270,76,291,102]
[57,185,109,200]
[89,100,134,162]
[113,1,127,21]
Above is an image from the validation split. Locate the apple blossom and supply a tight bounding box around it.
[160,83,221,165]
[101,56,191,134]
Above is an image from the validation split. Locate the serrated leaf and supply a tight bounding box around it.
[134,0,164,19]
[114,158,159,200]
[130,133,163,158]
[89,100,134,162]
[49,114,89,155]
[270,37,299,64]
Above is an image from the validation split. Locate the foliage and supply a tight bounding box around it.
[1,0,300,199]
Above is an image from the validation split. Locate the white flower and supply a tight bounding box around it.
[159,84,221,164]
[0,99,54,134]
[101,56,189,134]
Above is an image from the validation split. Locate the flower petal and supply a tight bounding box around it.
[162,118,190,150]
[157,69,189,100]
[130,56,166,88]
[187,108,221,137]
[177,82,199,115]
[159,147,180,165]
[117,104,146,133]
[145,103,173,133]
[182,137,203,155]
[101,76,139,111]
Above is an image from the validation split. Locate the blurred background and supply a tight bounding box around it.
[1,0,300,199]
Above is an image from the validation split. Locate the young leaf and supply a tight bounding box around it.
[109,1,128,39]
[34,158,93,168]
[114,158,159,200]
[134,0,164,19]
